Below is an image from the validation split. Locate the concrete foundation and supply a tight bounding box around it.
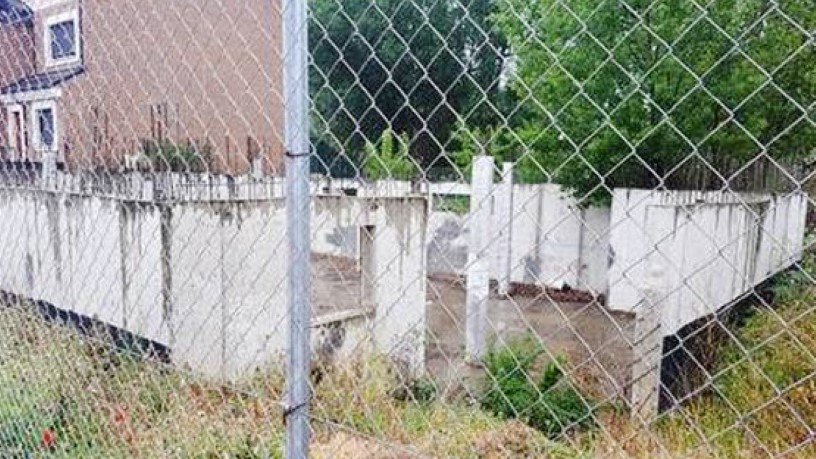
[0,189,427,380]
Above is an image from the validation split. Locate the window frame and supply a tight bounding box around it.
[30,100,58,153]
[5,104,26,160]
[43,10,81,67]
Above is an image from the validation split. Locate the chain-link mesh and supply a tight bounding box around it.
[0,0,814,457]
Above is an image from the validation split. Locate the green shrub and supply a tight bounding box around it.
[480,337,593,437]
[409,376,439,405]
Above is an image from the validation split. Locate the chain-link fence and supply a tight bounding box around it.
[0,0,814,457]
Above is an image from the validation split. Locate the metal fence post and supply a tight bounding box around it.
[283,0,311,457]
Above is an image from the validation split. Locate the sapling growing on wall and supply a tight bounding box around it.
[362,130,419,181]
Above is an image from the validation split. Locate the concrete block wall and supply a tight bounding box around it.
[364,198,427,375]
[167,201,290,379]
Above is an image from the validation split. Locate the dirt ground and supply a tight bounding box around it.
[425,274,635,400]
[311,255,635,400]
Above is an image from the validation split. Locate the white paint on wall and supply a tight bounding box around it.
[120,203,166,344]
[367,198,427,375]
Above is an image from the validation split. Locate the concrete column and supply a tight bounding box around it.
[630,264,665,422]
[360,224,376,309]
[495,162,514,296]
[367,198,427,377]
[466,155,494,361]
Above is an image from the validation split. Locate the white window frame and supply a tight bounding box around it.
[30,99,58,153]
[43,9,81,68]
[5,104,24,160]
[25,0,74,12]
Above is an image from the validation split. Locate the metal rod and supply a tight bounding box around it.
[283,0,311,457]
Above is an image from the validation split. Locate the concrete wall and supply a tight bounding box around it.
[427,183,611,294]
[311,196,428,375]
[0,188,427,380]
[608,189,808,336]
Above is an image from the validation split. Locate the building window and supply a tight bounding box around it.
[37,108,55,148]
[31,101,58,152]
[50,20,75,59]
[44,10,80,66]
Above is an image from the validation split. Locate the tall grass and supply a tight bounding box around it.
[656,257,816,458]
[0,304,578,458]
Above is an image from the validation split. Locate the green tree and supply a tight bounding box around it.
[309,0,511,178]
[490,0,816,205]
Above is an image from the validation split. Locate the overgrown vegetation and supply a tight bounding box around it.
[137,138,212,173]
[481,337,593,437]
[0,305,578,458]
[0,306,284,458]
[653,253,816,458]
[362,130,419,181]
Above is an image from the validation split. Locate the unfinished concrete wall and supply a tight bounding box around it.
[168,201,289,379]
[0,189,428,379]
[311,196,428,375]
[608,189,808,336]
[426,183,611,294]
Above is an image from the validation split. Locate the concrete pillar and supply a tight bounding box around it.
[360,224,376,308]
[630,264,665,422]
[466,155,494,361]
[366,198,427,377]
[495,162,514,296]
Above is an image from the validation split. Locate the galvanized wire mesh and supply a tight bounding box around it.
[0,0,814,457]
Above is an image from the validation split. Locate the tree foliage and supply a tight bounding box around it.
[488,0,816,205]
[309,0,511,178]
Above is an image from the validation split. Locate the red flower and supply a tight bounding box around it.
[113,406,128,424]
[41,428,57,449]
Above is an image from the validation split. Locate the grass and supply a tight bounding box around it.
[480,337,593,437]
[0,303,577,458]
[588,254,816,458]
[0,306,285,458]
[652,259,816,458]
[1,250,815,458]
